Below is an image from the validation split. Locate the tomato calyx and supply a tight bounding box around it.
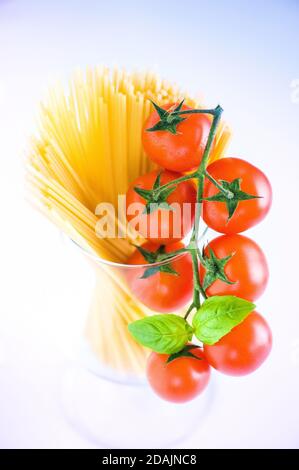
[202,176,262,220]
[134,172,177,214]
[146,100,221,136]
[134,244,179,279]
[200,245,235,290]
[146,100,187,135]
[166,344,202,364]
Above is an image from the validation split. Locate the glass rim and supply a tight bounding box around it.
[65,226,208,270]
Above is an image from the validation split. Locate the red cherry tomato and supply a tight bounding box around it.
[146,347,211,403]
[204,312,272,376]
[199,234,269,301]
[126,242,193,313]
[142,103,213,172]
[203,157,272,234]
[126,170,196,244]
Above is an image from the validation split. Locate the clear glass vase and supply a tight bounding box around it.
[60,231,214,448]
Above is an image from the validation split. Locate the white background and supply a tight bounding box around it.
[0,0,298,448]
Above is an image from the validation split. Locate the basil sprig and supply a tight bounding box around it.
[128,295,255,355]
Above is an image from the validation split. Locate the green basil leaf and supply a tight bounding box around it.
[193,295,255,345]
[128,314,194,354]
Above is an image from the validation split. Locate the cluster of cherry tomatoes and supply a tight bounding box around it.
[125,102,272,403]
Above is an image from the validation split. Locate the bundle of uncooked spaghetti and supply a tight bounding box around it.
[26,67,231,375]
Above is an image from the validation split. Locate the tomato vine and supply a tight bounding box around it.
[126,99,272,402]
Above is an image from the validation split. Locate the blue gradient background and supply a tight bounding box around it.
[0,0,298,448]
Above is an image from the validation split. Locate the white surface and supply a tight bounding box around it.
[0,0,299,448]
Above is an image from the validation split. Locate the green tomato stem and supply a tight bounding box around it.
[184,303,196,320]
[191,105,223,244]
[156,247,188,262]
[196,247,205,265]
[204,170,234,199]
[155,105,223,312]
[185,106,223,310]
[190,249,202,309]
[152,171,197,197]
[172,108,218,116]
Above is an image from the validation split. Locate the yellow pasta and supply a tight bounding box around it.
[26,67,232,374]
